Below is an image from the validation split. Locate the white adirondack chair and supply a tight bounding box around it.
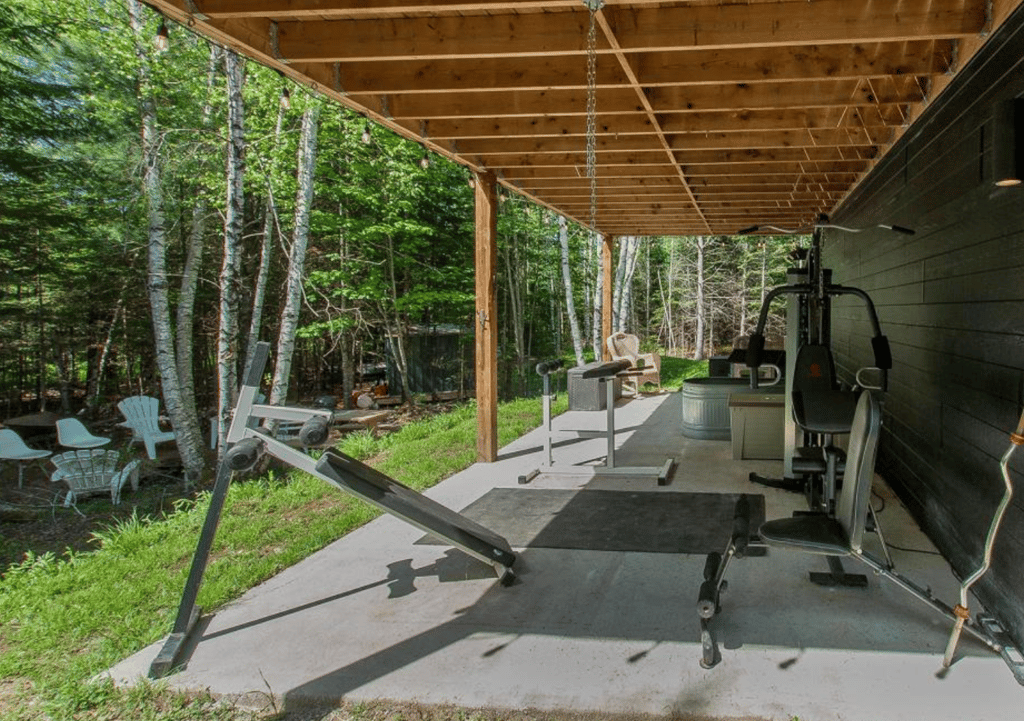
[56,418,110,449]
[117,396,177,460]
[50,449,140,507]
[0,428,52,488]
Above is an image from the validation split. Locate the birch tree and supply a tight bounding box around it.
[612,235,641,332]
[128,0,204,482]
[270,101,320,405]
[244,95,286,373]
[176,44,221,436]
[558,216,585,365]
[693,236,707,359]
[215,48,246,453]
[590,233,604,359]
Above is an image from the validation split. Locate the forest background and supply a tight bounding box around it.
[0,0,796,483]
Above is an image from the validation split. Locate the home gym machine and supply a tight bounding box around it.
[694,217,1024,683]
[742,215,909,585]
[518,358,675,486]
[150,342,517,679]
[695,391,1024,684]
[743,216,908,508]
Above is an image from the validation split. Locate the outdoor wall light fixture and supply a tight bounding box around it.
[419,149,430,169]
[279,86,291,110]
[154,20,170,53]
[992,98,1023,187]
[361,124,372,145]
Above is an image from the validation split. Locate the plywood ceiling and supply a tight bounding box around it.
[145,0,1023,236]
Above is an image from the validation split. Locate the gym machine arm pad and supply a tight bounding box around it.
[745,333,765,369]
[872,335,893,370]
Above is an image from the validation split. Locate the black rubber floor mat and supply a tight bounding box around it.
[418,489,765,554]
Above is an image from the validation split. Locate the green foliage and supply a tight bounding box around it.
[659,356,711,388]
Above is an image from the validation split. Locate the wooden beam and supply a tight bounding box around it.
[602,235,613,361]
[362,78,924,121]
[304,40,950,95]
[605,0,986,51]
[474,171,498,463]
[195,1,589,20]
[259,1,984,62]
[422,115,654,141]
[673,146,880,165]
[476,150,669,168]
[422,107,902,145]
[375,88,644,120]
[658,107,907,133]
[683,161,870,176]
[666,127,894,151]
[648,78,925,114]
[500,165,678,180]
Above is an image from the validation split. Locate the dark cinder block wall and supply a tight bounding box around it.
[828,6,1024,649]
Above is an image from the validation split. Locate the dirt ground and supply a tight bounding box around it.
[0,421,192,571]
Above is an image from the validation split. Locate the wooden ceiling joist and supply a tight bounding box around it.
[311,40,952,96]
[262,0,983,63]
[148,0,1023,236]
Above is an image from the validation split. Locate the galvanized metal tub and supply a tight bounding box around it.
[680,377,778,441]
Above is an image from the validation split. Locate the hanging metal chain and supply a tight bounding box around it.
[584,1,602,234]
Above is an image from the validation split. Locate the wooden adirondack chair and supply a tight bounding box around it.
[606,332,662,393]
[50,449,140,507]
[117,396,177,460]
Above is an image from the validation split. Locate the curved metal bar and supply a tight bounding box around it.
[751,284,812,338]
[828,285,883,336]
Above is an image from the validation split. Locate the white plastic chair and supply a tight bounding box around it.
[0,428,52,488]
[56,418,111,449]
[50,449,140,507]
[118,396,177,460]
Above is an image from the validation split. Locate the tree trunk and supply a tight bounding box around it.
[129,0,204,483]
[270,102,320,406]
[738,239,749,336]
[504,238,526,379]
[177,44,221,424]
[557,216,585,365]
[244,98,285,375]
[215,49,247,454]
[615,236,641,332]
[590,233,604,359]
[612,236,628,332]
[694,236,707,360]
[760,241,768,305]
[87,297,123,410]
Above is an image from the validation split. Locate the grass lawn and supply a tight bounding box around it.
[0,356,707,721]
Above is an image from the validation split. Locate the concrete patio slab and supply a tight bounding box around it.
[107,391,1022,720]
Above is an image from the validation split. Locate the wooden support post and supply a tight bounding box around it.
[475,172,498,462]
[601,234,614,360]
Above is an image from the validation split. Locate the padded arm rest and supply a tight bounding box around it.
[872,335,892,370]
[746,333,765,368]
